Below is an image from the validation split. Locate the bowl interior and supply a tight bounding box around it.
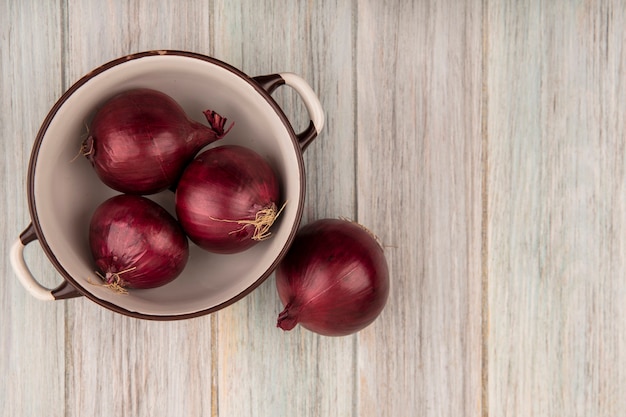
[31,54,303,317]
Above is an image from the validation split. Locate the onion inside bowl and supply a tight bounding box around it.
[29,52,309,318]
[89,194,189,291]
[83,88,232,195]
[175,145,283,254]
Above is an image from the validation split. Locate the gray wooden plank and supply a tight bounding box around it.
[487,2,626,416]
[14,1,626,416]
[212,1,358,416]
[355,1,484,416]
[0,1,66,416]
[63,2,216,416]
[64,0,211,83]
[65,313,214,416]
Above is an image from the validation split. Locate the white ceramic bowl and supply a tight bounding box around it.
[10,50,324,320]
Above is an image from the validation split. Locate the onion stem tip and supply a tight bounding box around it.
[276,304,299,331]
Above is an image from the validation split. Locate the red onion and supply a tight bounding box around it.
[83,88,232,195]
[89,194,189,291]
[175,145,282,254]
[276,219,389,336]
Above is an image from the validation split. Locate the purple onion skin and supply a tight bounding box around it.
[276,219,390,336]
[84,88,231,195]
[89,194,189,290]
[175,145,280,254]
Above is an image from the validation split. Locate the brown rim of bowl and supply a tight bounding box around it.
[26,50,307,320]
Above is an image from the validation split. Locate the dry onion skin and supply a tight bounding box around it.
[276,218,390,336]
[89,194,189,291]
[175,145,282,254]
[83,88,232,195]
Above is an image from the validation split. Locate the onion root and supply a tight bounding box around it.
[210,201,287,241]
[339,216,384,249]
[93,266,137,295]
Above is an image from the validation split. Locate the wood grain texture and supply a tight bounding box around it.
[4,0,626,416]
[1,1,66,416]
[487,1,626,416]
[212,2,358,416]
[356,1,484,416]
[62,2,215,417]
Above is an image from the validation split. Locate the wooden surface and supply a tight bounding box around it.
[1,1,625,416]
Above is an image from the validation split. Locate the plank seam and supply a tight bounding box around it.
[60,0,70,415]
[351,2,360,417]
[480,0,489,416]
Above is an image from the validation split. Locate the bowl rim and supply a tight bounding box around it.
[26,50,307,320]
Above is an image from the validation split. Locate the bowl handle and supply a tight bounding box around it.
[253,73,325,151]
[10,223,82,301]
